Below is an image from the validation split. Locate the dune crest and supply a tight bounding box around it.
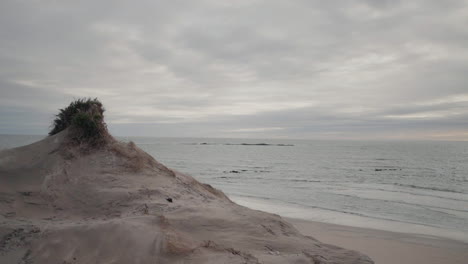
[0,103,373,263]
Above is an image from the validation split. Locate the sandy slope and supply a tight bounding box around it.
[0,131,373,264]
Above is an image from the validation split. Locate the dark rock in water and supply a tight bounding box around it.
[223,170,243,174]
[375,168,398,172]
[166,198,173,203]
[223,143,294,146]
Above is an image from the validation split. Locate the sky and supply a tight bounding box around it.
[0,0,467,140]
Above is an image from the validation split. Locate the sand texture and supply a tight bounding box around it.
[289,219,468,264]
[0,130,373,264]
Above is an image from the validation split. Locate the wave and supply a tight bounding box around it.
[394,183,464,194]
[331,193,468,214]
[230,194,453,231]
[216,176,266,180]
[358,186,468,202]
[290,179,323,183]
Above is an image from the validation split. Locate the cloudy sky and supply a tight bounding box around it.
[1,0,467,140]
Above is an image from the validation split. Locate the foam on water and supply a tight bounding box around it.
[229,195,468,243]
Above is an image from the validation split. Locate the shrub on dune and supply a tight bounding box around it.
[49,98,109,145]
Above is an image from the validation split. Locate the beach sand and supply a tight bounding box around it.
[289,218,468,264]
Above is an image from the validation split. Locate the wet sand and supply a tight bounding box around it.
[288,218,468,264]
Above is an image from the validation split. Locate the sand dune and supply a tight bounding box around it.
[0,130,373,263]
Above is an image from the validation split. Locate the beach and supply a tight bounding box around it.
[289,218,468,264]
[2,0,468,262]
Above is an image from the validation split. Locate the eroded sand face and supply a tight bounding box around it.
[0,131,373,264]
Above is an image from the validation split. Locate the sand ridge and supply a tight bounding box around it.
[0,130,373,263]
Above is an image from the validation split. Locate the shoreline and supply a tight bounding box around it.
[229,195,468,243]
[287,218,468,264]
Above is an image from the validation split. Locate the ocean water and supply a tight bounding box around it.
[1,135,468,242]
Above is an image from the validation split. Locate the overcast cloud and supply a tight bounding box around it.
[1,0,467,140]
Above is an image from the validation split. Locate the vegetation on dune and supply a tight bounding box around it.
[49,98,109,145]
[49,98,155,169]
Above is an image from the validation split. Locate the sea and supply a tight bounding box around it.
[1,135,467,243]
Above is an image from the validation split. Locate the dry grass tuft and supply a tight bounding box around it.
[109,141,158,172]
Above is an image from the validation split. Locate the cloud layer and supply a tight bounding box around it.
[1,0,467,140]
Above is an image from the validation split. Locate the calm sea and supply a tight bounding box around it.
[1,135,467,242]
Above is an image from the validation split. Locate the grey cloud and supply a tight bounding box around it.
[0,0,467,139]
